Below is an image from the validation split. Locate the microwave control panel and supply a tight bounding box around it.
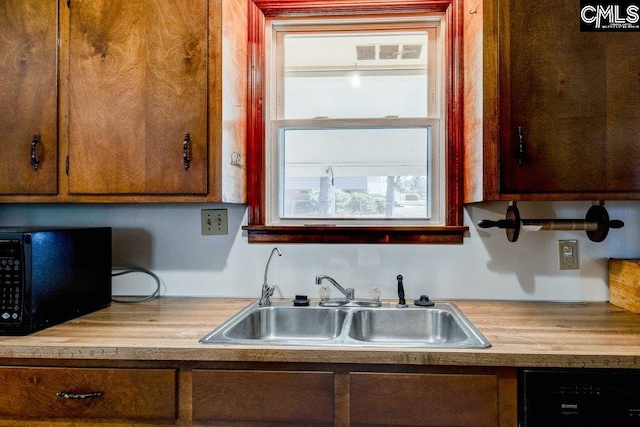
[0,240,22,324]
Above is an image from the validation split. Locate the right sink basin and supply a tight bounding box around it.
[348,306,483,346]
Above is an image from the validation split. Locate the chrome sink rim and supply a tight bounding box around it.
[199,301,491,349]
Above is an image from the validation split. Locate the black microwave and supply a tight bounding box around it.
[0,227,111,335]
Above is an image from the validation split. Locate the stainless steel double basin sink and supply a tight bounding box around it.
[199,301,491,348]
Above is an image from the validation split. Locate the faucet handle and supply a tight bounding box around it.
[319,285,331,301]
[369,287,381,302]
[263,285,275,298]
[259,284,275,306]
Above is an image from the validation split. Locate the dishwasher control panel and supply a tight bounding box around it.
[520,368,640,426]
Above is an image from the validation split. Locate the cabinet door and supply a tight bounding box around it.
[499,0,640,194]
[350,372,498,426]
[0,367,176,420]
[67,0,207,195]
[192,369,335,424]
[0,0,57,195]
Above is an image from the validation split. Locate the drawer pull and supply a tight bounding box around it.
[56,391,103,400]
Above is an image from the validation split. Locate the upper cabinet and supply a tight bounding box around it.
[0,0,58,195]
[0,0,247,203]
[67,0,208,196]
[464,0,640,202]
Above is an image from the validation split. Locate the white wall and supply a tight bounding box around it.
[1,201,638,302]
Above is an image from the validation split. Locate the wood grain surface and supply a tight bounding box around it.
[0,0,58,195]
[0,366,176,419]
[464,0,640,201]
[193,369,334,423]
[67,0,208,195]
[502,0,640,194]
[609,258,640,314]
[0,297,639,368]
[350,372,498,426]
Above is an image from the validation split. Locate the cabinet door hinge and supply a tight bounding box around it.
[65,156,69,175]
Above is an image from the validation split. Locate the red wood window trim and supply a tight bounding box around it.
[244,0,468,244]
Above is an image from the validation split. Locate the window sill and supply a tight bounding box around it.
[243,225,468,244]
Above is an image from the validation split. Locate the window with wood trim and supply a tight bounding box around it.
[244,0,467,244]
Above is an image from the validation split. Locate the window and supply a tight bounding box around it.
[274,122,439,223]
[245,0,467,244]
[270,21,443,226]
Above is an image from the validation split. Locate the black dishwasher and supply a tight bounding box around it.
[520,368,640,426]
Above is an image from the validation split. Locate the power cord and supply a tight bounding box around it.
[111,266,161,303]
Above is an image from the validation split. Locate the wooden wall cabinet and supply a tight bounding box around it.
[464,0,640,202]
[0,0,58,196]
[0,0,247,203]
[66,0,209,196]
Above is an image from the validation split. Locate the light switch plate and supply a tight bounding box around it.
[202,209,228,235]
[558,240,578,270]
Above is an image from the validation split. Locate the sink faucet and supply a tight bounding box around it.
[260,247,282,306]
[315,275,355,300]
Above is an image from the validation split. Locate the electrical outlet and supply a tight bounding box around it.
[558,240,578,270]
[202,209,228,235]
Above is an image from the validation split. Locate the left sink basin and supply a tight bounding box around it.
[200,303,348,344]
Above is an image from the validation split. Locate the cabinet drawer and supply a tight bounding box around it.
[350,372,498,426]
[193,369,334,424]
[0,367,176,420]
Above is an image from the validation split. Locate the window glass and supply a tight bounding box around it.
[283,32,430,119]
[268,18,444,226]
[279,126,432,219]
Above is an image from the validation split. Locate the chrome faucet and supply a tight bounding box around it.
[315,275,355,300]
[259,247,282,306]
[315,275,381,307]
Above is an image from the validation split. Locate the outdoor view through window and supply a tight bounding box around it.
[270,21,443,225]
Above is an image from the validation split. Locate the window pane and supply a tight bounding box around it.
[279,127,431,219]
[283,32,428,119]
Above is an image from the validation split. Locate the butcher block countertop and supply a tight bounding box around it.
[1,297,640,368]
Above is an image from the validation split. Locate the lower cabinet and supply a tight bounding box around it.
[192,365,517,426]
[192,369,335,424]
[0,362,516,425]
[350,372,499,426]
[0,366,176,422]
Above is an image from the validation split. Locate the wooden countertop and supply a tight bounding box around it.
[1,297,640,368]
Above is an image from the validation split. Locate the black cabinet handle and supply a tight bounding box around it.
[30,134,40,170]
[517,127,526,166]
[182,133,191,170]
